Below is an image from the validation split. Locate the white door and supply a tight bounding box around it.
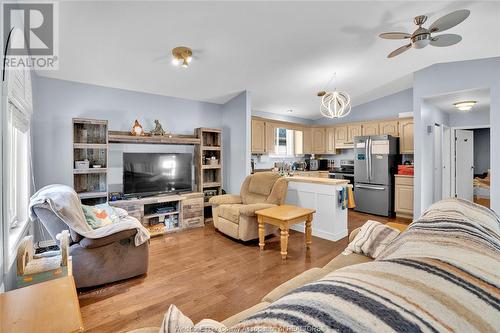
[442,126,451,198]
[455,129,474,201]
[433,124,442,202]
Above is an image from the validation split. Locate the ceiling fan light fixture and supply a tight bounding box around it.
[172,46,193,68]
[454,100,476,112]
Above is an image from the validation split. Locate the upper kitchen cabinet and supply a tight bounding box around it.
[302,127,313,154]
[311,127,326,154]
[399,118,414,154]
[347,124,362,143]
[334,125,349,148]
[265,121,277,154]
[379,120,399,136]
[294,130,304,155]
[361,122,379,136]
[326,127,337,154]
[251,119,266,154]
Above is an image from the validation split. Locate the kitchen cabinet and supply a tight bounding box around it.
[294,130,304,155]
[347,124,362,143]
[399,118,414,154]
[251,119,266,153]
[326,127,337,154]
[395,175,413,219]
[361,122,379,136]
[302,127,312,154]
[265,121,277,154]
[334,126,348,148]
[379,120,399,136]
[311,127,326,154]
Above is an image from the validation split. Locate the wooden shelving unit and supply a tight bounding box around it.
[108,131,201,145]
[195,128,223,209]
[72,118,108,205]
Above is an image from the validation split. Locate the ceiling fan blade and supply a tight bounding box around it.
[387,43,412,58]
[379,32,411,40]
[429,9,470,33]
[430,34,462,47]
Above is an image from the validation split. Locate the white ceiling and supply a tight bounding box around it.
[424,88,490,114]
[37,1,500,119]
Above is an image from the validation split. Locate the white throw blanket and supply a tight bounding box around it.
[29,184,150,246]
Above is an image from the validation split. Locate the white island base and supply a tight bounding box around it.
[285,177,349,242]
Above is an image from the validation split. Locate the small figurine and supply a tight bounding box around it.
[131,120,144,136]
[150,119,166,136]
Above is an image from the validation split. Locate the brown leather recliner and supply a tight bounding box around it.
[209,172,288,241]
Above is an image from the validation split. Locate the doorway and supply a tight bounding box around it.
[425,87,490,208]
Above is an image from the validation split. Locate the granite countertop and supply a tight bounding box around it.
[285,176,349,185]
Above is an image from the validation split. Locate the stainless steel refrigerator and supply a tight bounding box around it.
[354,135,399,216]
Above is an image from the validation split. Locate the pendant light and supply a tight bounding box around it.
[317,73,351,119]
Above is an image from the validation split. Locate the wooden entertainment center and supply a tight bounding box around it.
[72,118,222,236]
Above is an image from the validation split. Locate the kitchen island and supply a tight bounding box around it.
[285,176,349,242]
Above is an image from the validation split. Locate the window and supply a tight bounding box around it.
[6,102,30,229]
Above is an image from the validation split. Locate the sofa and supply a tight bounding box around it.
[209,172,288,241]
[32,204,149,288]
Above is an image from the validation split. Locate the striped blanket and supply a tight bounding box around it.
[231,199,500,333]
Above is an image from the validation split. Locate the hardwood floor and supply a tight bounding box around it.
[78,210,410,332]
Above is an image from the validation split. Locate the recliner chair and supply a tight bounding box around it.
[209,172,288,241]
[32,203,149,288]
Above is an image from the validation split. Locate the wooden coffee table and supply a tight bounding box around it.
[256,205,316,260]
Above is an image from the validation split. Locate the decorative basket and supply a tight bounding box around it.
[75,160,90,169]
[208,158,219,166]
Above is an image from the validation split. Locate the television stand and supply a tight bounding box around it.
[109,192,204,237]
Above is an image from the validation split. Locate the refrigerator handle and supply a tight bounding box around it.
[365,138,369,181]
[368,138,372,180]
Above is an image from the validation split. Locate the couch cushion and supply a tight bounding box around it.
[248,173,279,196]
[222,302,271,327]
[218,204,243,223]
[261,268,330,303]
[322,253,373,272]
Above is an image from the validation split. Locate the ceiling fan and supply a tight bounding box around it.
[379,9,470,58]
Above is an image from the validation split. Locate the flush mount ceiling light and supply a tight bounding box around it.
[171,46,193,68]
[317,73,351,119]
[286,109,293,113]
[454,100,477,112]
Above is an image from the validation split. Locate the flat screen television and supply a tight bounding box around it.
[123,153,192,197]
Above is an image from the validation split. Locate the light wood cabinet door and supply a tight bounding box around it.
[326,127,336,154]
[399,119,414,154]
[347,124,362,143]
[251,119,265,153]
[311,128,326,154]
[395,176,414,218]
[334,125,348,147]
[265,121,277,154]
[362,122,379,136]
[302,127,312,154]
[379,120,399,136]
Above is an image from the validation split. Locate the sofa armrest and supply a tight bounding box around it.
[239,203,277,217]
[349,227,361,242]
[79,229,137,249]
[209,194,242,205]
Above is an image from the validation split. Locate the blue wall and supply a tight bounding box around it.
[32,77,227,190]
[222,92,251,193]
[413,57,500,214]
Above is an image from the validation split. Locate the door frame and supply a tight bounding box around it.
[450,125,490,198]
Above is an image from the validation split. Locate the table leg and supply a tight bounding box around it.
[280,227,289,260]
[305,214,312,249]
[258,216,265,251]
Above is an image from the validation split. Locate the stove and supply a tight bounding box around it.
[329,160,355,183]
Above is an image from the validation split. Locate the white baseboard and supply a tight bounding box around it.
[290,225,347,242]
